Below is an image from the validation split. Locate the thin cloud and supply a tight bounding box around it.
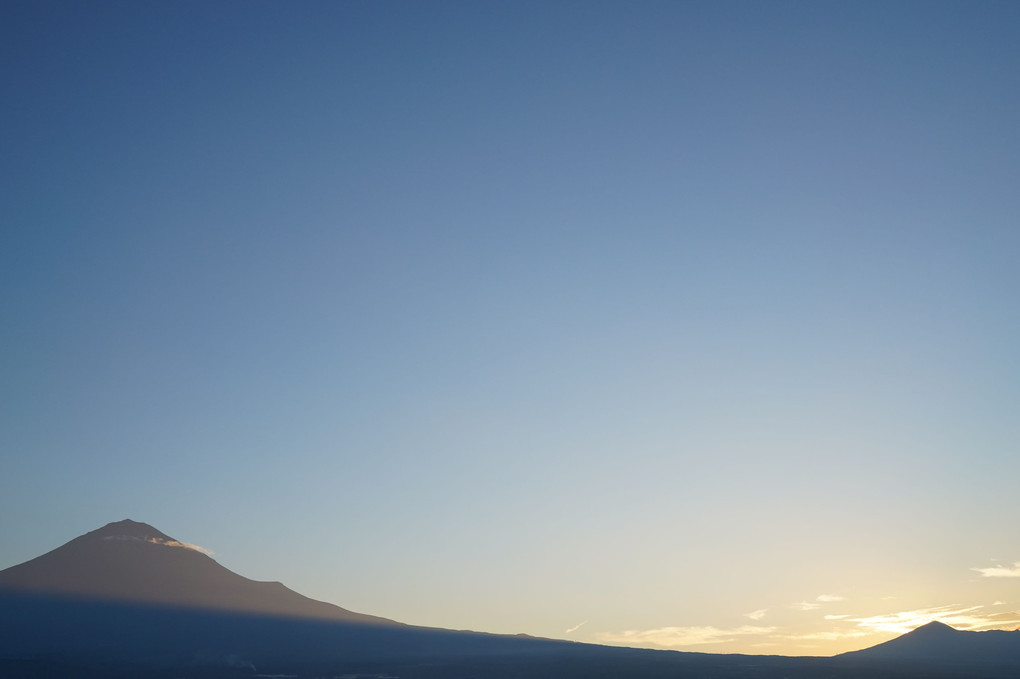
[824,614,850,620]
[745,609,768,621]
[849,605,1020,635]
[777,629,871,642]
[565,620,588,634]
[598,625,775,648]
[792,602,821,611]
[973,562,1020,578]
[103,534,213,555]
[153,538,214,555]
[792,594,845,611]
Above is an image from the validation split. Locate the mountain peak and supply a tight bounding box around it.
[912,620,958,635]
[842,617,1020,666]
[87,519,173,541]
[0,520,397,627]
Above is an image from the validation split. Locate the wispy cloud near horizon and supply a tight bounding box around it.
[775,628,871,642]
[850,604,1020,635]
[973,562,1020,578]
[598,625,775,648]
[792,594,846,611]
[745,609,768,620]
[565,620,588,634]
[792,602,821,611]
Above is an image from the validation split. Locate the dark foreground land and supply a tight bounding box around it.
[2,591,1018,679]
[3,522,1018,679]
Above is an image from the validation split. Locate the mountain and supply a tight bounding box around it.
[0,520,604,676]
[3,521,1019,679]
[0,519,394,625]
[839,620,1020,669]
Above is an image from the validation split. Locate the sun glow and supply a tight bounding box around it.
[851,605,1020,635]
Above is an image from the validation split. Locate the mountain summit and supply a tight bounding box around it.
[87,518,178,541]
[840,619,1020,667]
[0,519,394,625]
[911,620,959,636]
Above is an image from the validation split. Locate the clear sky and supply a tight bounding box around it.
[2,0,1018,656]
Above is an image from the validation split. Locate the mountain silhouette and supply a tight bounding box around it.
[3,521,1019,679]
[839,619,1020,668]
[0,519,394,625]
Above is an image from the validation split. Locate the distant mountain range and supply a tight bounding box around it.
[1,520,1017,679]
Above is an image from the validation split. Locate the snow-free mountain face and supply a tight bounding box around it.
[0,519,395,625]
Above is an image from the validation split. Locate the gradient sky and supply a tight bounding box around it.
[2,0,1019,656]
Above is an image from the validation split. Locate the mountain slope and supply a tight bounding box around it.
[0,519,394,625]
[3,521,1019,679]
[0,521,680,678]
[838,620,1020,669]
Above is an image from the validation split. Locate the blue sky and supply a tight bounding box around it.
[2,1,1019,654]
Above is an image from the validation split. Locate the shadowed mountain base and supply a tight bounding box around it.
[2,590,1018,679]
[2,521,1018,679]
